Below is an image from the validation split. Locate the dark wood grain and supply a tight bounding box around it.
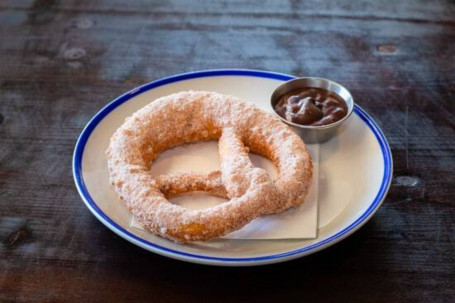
[1,0,454,302]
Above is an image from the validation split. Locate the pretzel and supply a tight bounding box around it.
[106,91,312,242]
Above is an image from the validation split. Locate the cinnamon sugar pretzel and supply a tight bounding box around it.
[106,91,312,242]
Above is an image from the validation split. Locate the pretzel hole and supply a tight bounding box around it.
[150,141,220,176]
[248,153,278,181]
[169,192,228,210]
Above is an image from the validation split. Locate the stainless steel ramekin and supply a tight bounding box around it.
[270,77,354,144]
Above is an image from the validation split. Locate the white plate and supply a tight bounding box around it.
[73,69,393,266]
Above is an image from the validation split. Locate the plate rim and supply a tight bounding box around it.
[72,69,393,265]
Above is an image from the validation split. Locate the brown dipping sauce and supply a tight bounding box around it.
[274,87,348,126]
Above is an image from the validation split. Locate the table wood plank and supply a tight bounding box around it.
[1,0,454,302]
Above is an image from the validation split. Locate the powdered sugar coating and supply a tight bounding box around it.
[106,91,312,242]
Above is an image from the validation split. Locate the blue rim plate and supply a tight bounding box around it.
[73,69,393,266]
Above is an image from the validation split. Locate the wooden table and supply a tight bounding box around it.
[1,1,454,302]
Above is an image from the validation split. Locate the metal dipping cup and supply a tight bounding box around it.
[270,77,354,144]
